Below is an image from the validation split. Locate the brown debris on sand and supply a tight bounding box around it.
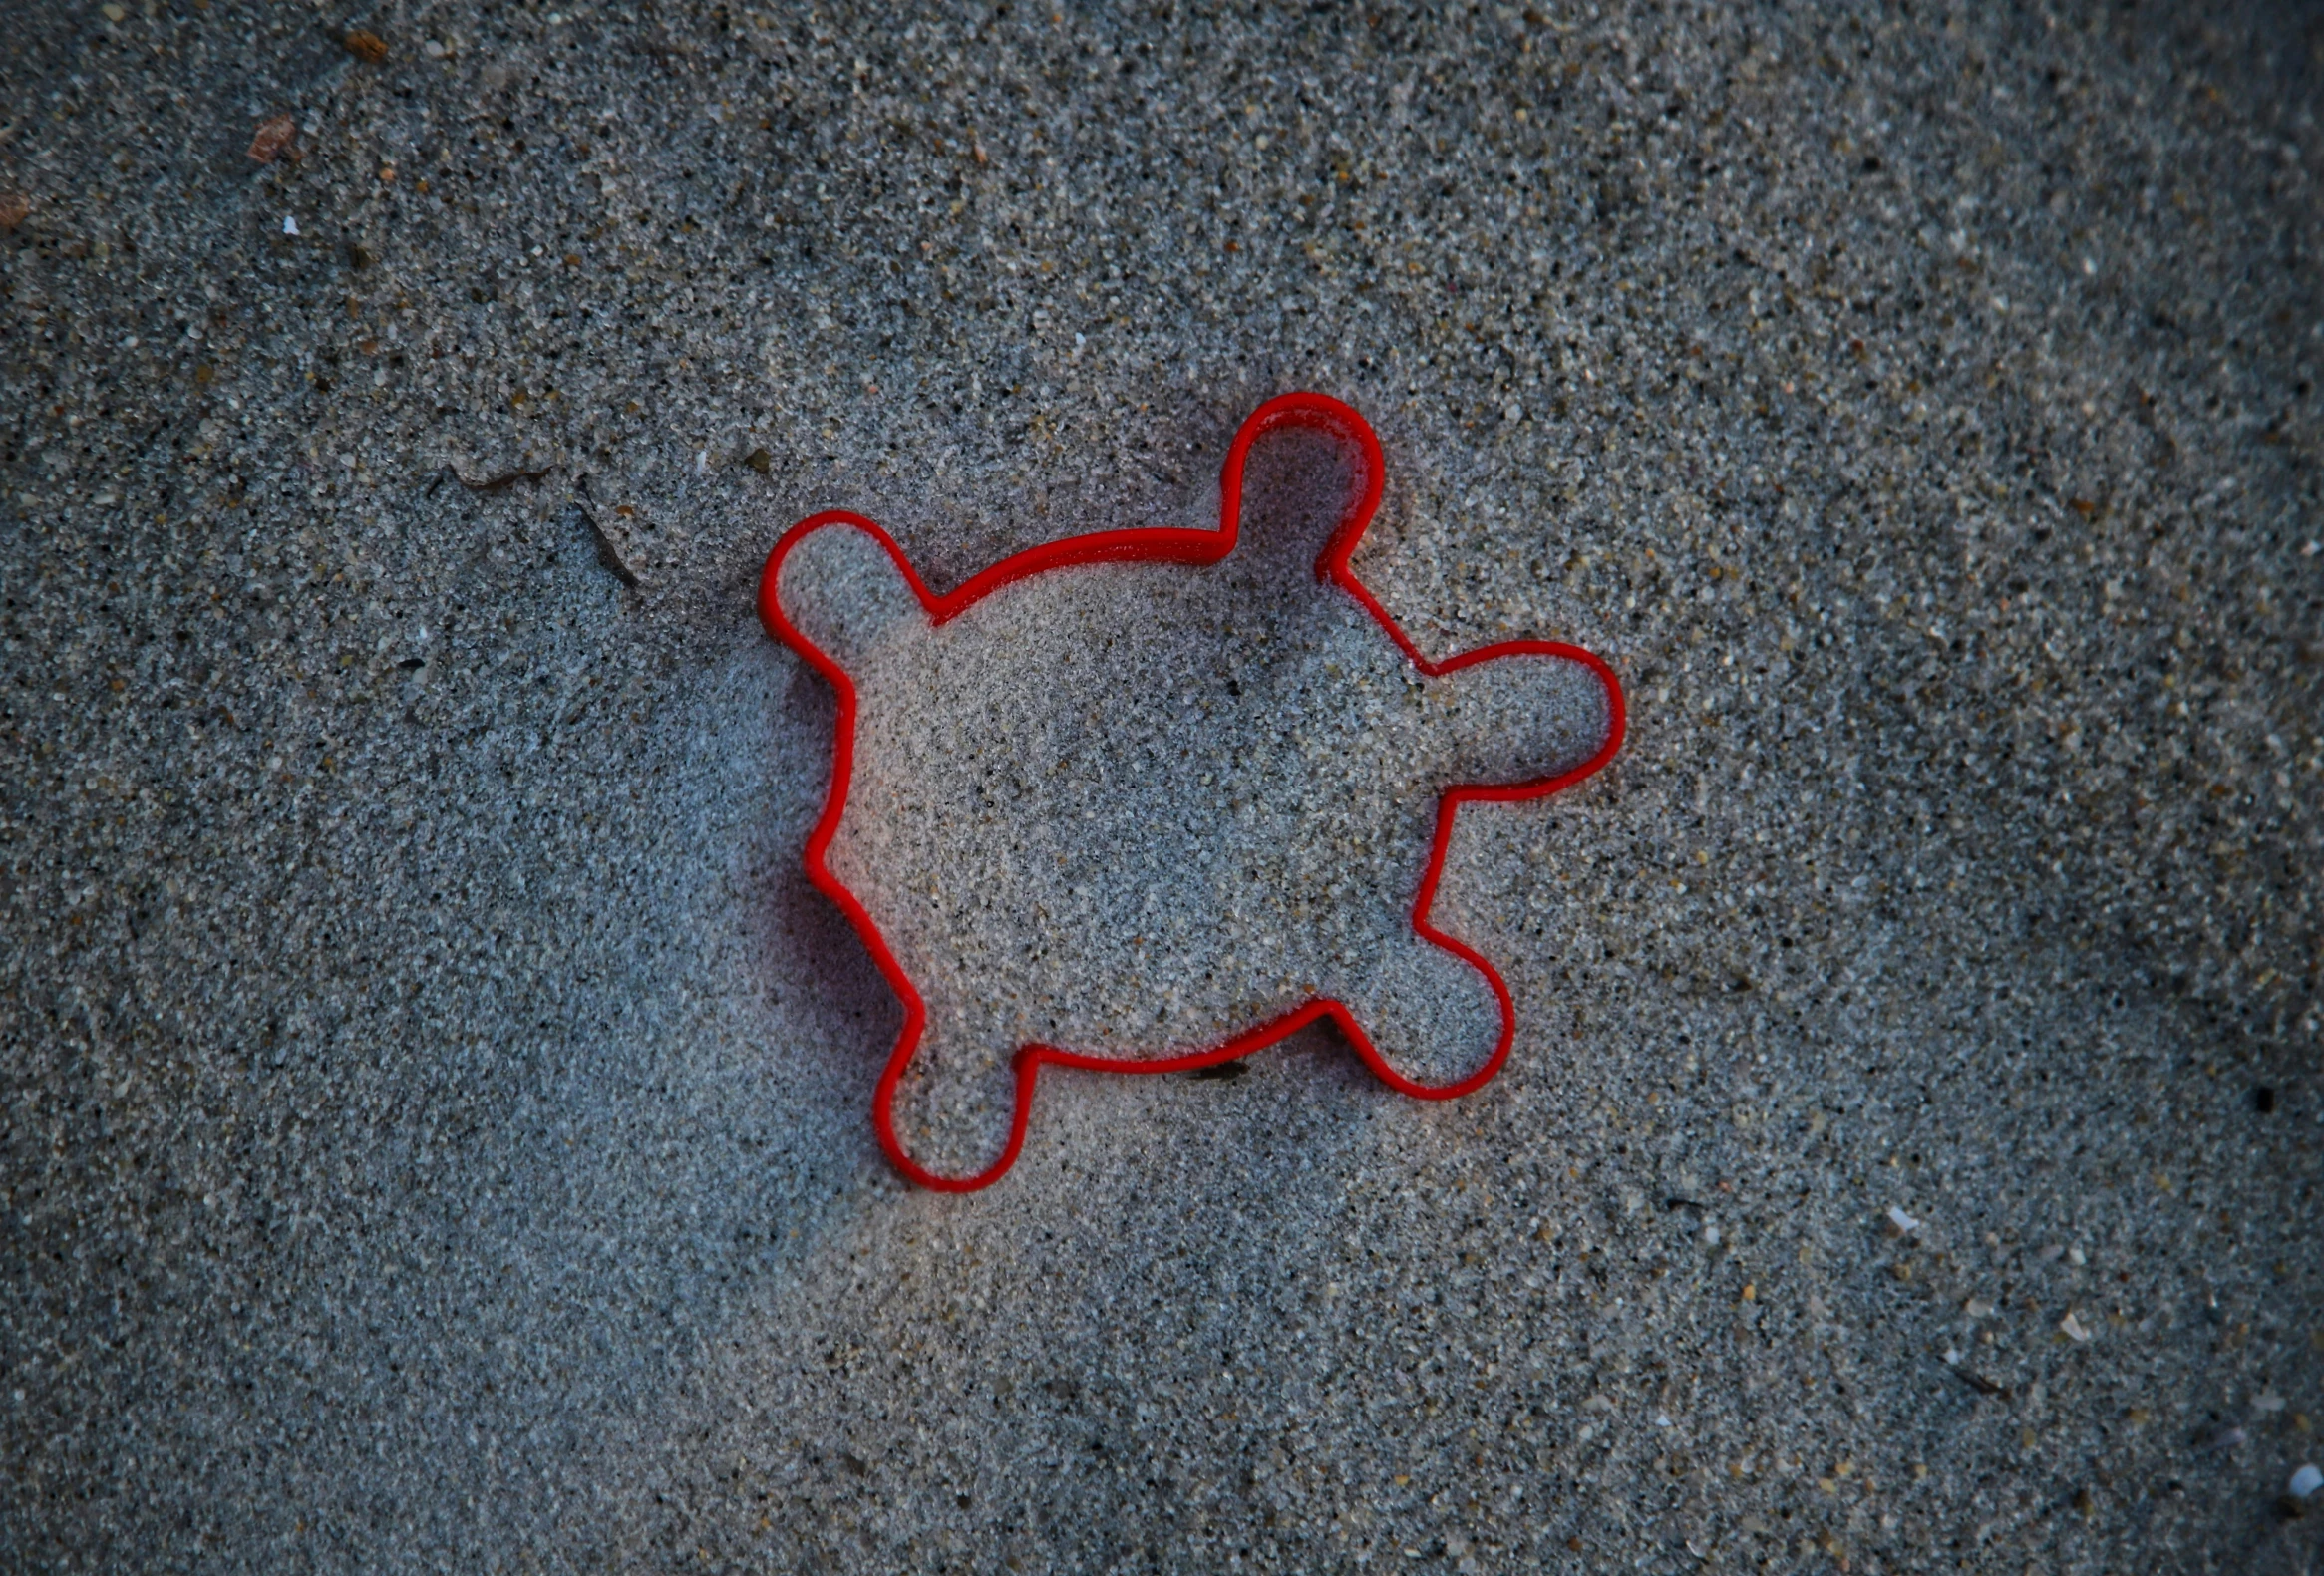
[248,116,296,164]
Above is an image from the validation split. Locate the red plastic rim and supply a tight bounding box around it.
[759,392,1626,1191]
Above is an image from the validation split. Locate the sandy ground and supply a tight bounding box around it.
[3,3,2321,1572]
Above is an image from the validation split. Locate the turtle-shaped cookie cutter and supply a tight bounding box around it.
[760,392,1625,1190]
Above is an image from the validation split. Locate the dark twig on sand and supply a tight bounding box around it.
[1945,1365,2009,1399]
[450,464,553,493]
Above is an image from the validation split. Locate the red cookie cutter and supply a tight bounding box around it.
[759,392,1626,1191]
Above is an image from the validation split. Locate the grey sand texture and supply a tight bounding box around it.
[3,2,2321,1572]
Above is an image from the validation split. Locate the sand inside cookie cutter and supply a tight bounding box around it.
[759,391,1627,1191]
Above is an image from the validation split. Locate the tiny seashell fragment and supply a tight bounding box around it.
[1886,1204,1920,1234]
[2059,1310,2092,1342]
[2290,1464,2322,1500]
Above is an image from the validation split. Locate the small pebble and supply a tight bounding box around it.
[2290,1464,2323,1500]
[246,114,295,164]
[1886,1204,1920,1234]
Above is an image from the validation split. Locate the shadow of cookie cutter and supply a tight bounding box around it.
[758,391,1627,1191]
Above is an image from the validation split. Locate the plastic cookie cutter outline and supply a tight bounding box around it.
[758,391,1627,1191]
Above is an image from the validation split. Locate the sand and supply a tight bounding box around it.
[3,2,2319,1571]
